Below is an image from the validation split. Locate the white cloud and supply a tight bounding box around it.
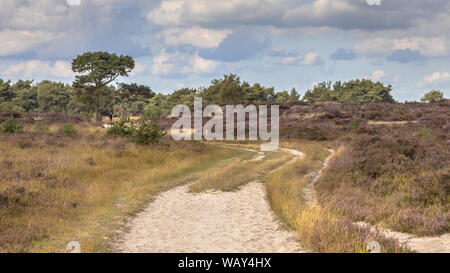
[371,69,385,81]
[147,0,184,26]
[151,49,218,76]
[3,60,74,78]
[0,30,57,56]
[130,62,147,76]
[418,72,450,87]
[280,52,324,66]
[354,36,449,57]
[302,52,322,65]
[151,49,178,76]
[147,0,287,27]
[364,69,385,81]
[182,54,218,74]
[157,27,232,48]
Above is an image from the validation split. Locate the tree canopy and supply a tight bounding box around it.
[421,90,445,103]
[72,51,135,120]
[303,79,395,103]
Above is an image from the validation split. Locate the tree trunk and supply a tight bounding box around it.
[94,104,98,122]
[94,96,99,121]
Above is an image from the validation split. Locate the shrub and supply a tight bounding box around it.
[420,126,431,139]
[133,120,167,145]
[60,123,78,136]
[32,121,50,132]
[349,118,360,130]
[2,117,23,134]
[107,117,166,145]
[106,117,135,137]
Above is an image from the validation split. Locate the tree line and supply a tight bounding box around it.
[0,51,444,121]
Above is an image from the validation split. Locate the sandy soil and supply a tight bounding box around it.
[116,182,305,253]
[303,148,450,253]
[357,222,450,253]
[302,149,335,204]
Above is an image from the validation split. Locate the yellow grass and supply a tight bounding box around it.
[0,124,242,253]
[189,147,293,193]
[266,141,411,253]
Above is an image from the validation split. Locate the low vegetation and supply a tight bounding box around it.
[266,141,411,253]
[189,148,293,193]
[0,120,241,252]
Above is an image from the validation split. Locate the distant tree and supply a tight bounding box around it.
[37,81,72,112]
[421,90,444,103]
[115,83,155,116]
[243,82,275,102]
[334,79,395,103]
[217,74,245,104]
[144,93,166,119]
[0,79,14,104]
[303,82,333,102]
[288,88,300,102]
[275,91,290,102]
[72,51,135,121]
[303,80,395,103]
[11,80,38,112]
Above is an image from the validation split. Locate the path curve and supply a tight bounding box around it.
[306,148,450,253]
[116,146,305,253]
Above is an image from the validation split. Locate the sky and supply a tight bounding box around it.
[0,0,449,101]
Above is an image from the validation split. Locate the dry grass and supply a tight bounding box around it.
[0,124,241,253]
[266,141,411,253]
[189,147,293,193]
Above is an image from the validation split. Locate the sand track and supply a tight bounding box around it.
[117,182,305,253]
[116,147,305,253]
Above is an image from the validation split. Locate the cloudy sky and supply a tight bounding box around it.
[0,0,449,101]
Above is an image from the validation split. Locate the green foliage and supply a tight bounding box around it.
[60,123,78,136]
[2,117,23,134]
[0,102,25,112]
[133,119,167,145]
[32,121,50,132]
[11,80,38,113]
[106,117,134,137]
[37,81,72,112]
[0,79,14,103]
[421,90,444,103]
[107,117,166,145]
[420,126,431,139]
[72,51,135,121]
[304,79,395,103]
[349,118,360,130]
[115,83,155,116]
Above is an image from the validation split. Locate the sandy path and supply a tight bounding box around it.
[303,149,335,204]
[357,222,450,253]
[117,182,305,253]
[116,147,305,253]
[306,148,450,253]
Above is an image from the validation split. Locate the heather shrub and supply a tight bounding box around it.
[2,117,23,134]
[60,123,78,136]
[316,124,449,235]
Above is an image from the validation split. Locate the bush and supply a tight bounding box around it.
[106,117,134,137]
[133,120,167,145]
[2,117,23,134]
[106,117,166,145]
[32,121,50,132]
[60,123,78,136]
[349,118,360,130]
